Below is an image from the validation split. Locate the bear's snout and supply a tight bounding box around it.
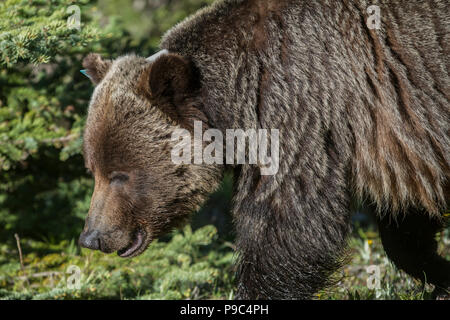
[78,228,125,254]
[78,229,101,251]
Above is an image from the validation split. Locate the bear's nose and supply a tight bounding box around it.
[78,230,101,250]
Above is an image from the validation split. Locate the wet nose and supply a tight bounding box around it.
[78,230,101,250]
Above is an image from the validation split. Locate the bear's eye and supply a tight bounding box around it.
[109,171,129,184]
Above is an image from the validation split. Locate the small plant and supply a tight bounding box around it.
[0,225,235,300]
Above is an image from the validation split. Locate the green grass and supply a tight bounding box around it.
[0,223,448,300]
[319,225,450,300]
[0,225,235,300]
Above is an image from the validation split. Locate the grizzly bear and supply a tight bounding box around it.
[79,0,449,299]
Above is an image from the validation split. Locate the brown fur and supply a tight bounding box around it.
[80,0,450,299]
[81,54,222,256]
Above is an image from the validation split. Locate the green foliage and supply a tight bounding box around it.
[98,0,214,47]
[0,0,127,243]
[0,0,102,66]
[317,226,450,300]
[2,225,448,300]
[0,225,235,300]
[0,0,100,171]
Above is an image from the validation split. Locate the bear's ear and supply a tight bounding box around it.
[141,53,198,101]
[139,53,204,129]
[82,53,112,85]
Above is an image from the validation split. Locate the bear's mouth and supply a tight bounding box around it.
[117,229,146,258]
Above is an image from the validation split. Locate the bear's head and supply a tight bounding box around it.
[78,53,222,257]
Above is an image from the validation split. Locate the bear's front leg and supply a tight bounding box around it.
[232,166,352,300]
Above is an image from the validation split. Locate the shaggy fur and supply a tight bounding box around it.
[80,0,449,299]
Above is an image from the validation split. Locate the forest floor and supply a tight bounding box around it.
[1,222,449,300]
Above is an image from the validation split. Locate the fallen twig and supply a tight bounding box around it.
[16,271,62,280]
[14,233,25,271]
[14,233,30,287]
